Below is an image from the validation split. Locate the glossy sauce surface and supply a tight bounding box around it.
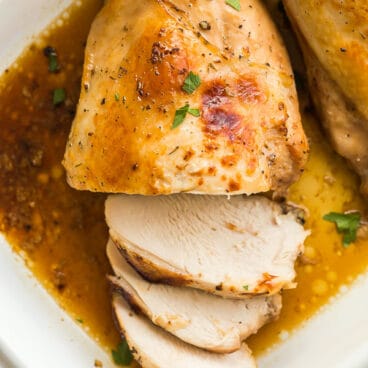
[0,0,368,364]
[0,0,120,353]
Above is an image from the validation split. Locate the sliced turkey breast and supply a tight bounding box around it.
[113,295,256,368]
[107,239,281,353]
[63,0,308,195]
[106,194,308,298]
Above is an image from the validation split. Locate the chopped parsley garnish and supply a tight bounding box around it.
[172,104,190,129]
[48,54,59,73]
[43,46,60,73]
[188,108,200,117]
[76,318,84,324]
[226,0,241,11]
[53,88,66,105]
[172,104,200,129]
[115,93,120,101]
[112,339,133,366]
[182,71,201,94]
[323,212,361,247]
[243,285,249,290]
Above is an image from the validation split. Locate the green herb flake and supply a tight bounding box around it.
[112,340,133,366]
[115,93,120,101]
[188,108,200,117]
[323,211,361,247]
[226,0,241,11]
[172,104,189,129]
[53,88,66,105]
[182,71,201,94]
[49,54,59,73]
[172,104,201,129]
[43,46,60,73]
[243,285,249,290]
[76,318,84,324]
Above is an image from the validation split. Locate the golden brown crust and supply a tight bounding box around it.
[304,48,368,195]
[284,0,368,194]
[63,0,308,195]
[109,276,145,315]
[112,237,191,287]
[284,0,368,120]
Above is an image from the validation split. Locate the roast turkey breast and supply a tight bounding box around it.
[283,0,368,194]
[108,239,281,353]
[106,194,308,298]
[113,295,256,368]
[63,0,308,195]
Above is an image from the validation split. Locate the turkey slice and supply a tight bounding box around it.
[106,194,309,298]
[107,239,281,353]
[112,295,256,368]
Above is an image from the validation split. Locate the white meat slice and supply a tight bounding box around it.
[106,194,309,298]
[107,239,281,353]
[113,295,256,368]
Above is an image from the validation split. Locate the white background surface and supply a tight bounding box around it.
[0,1,367,367]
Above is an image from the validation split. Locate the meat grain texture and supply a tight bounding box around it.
[108,239,282,353]
[106,194,309,297]
[113,295,257,368]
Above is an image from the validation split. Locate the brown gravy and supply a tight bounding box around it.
[0,0,120,353]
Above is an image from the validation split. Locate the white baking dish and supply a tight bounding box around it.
[0,1,367,367]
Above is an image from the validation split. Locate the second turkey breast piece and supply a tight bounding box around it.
[108,239,282,353]
[63,0,308,195]
[283,0,368,194]
[105,194,309,298]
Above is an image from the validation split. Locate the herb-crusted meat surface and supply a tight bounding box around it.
[63,0,308,195]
